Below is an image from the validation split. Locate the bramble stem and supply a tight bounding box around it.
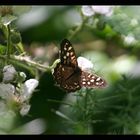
[0,54,60,72]
[68,16,88,40]
[6,24,11,59]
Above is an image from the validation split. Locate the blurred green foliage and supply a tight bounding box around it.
[0,6,140,134]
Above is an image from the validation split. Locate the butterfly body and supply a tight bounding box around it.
[53,63,82,92]
[53,39,106,93]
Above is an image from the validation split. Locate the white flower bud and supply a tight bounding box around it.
[81,6,95,16]
[20,104,31,116]
[92,6,114,16]
[21,79,39,102]
[77,57,93,71]
[3,65,17,83]
[81,5,114,17]
[123,34,136,45]
[19,72,27,82]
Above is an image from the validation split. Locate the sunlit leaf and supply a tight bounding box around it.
[1,15,17,26]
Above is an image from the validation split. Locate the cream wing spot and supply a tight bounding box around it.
[90,79,94,82]
[74,82,78,85]
[64,46,67,50]
[62,68,65,71]
[96,77,101,81]
[66,52,69,56]
[96,82,99,85]
[82,81,86,85]
[92,76,95,79]
[68,47,72,51]
[76,85,80,88]
[83,79,86,81]
[88,74,92,78]
[87,82,91,85]
[70,52,74,56]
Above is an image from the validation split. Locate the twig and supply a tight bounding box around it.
[0,54,60,72]
[68,16,88,40]
[6,24,11,59]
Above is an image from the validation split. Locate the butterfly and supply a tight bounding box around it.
[53,39,106,93]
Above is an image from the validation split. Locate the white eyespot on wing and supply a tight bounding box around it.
[92,76,95,79]
[62,68,65,71]
[68,47,72,51]
[82,81,86,85]
[66,52,70,57]
[87,82,91,85]
[76,85,80,88]
[90,79,94,82]
[96,82,99,85]
[96,77,101,81]
[74,82,78,85]
[83,79,86,81]
[64,46,67,51]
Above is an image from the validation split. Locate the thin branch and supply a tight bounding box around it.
[68,16,88,40]
[6,24,11,59]
[0,55,60,72]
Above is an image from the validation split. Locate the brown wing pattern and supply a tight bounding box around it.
[80,71,107,88]
[60,39,78,68]
[53,39,107,93]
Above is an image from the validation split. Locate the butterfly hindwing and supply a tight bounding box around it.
[61,67,82,92]
[80,71,106,88]
[53,63,82,92]
[53,63,62,85]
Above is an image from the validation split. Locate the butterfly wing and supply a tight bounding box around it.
[80,71,107,88]
[53,39,107,93]
[53,63,62,85]
[53,39,80,92]
[60,39,78,68]
[53,62,82,92]
[61,67,82,92]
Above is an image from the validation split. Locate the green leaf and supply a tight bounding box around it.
[1,15,17,26]
[10,31,21,44]
[15,42,24,53]
[0,44,6,54]
[0,110,16,132]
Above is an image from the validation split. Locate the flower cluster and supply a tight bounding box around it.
[123,34,137,45]
[77,56,93,72]
[81,6,114,17]
[0,65,39,116]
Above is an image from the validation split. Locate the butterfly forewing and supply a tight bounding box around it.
[60,39,78,67]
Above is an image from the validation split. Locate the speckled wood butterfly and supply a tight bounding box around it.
[53,39,106,92]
